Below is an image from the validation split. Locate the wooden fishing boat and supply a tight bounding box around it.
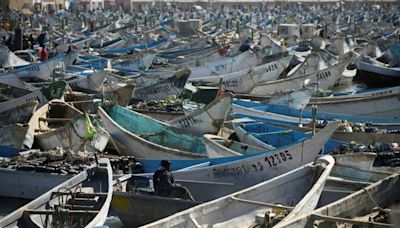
[307,86,400,118]
[99,38,168,55]
[112,52,156,72]
[282,172,400,227]
[141,156,335,228]
[188,55,292,93]
[167,93,233,136]
[233,99,400,127]
[0,53,74,81]
[251,59,349,96]
[132,69,190,101]
[356,54,400,87]
[0,101,37,126]
[98,104,208,159]
[0,158,113,228]
[26,100,110,152]
[112,178,226,228]
[0,45,31,68]
[188,50,263,80]
[232,118,343,154]
[112,120,339,226]
[0,81,67,116]
[233,108,400,145]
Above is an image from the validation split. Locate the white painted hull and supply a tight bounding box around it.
[98,107,207,159]
[307,87,400,118]
[251,60,348,96]
[282,172,400,227]
[0,56,63,81]
[132,70,190,100]
[167,122,339,195]
[113,53,156,71]
[0,90,48,113]
[0,159,113,228]
[189,50,262,79]
[357,58,400,77]
[232,103,312,126]
[35,115,110,152]
[142,156,335,228]
[167,93,233,136]
[188,55,292,93]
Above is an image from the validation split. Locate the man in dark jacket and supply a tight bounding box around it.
[153,160,194,201]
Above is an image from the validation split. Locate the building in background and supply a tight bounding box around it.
[0,0,35,11]
[78,0,104,11]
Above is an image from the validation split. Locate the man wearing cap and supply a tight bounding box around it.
[153,160,194,201]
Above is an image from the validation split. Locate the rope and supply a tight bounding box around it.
[363,188,384,211]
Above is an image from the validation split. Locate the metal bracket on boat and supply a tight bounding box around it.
[229,196,294,211]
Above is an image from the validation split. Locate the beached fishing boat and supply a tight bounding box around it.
[98,104,208,159]
[356,54,400,87]
[98,38,168,55]
[167,92,233,136]
[188,55,292,93]
[110,122,338,226]
[232,118,343,154]
[0,53,76,81]
[112,52,157,72]
[26,100,109,152]
[141,156,335,228]
[0,101,37,126]
[0,158,112,228]
[282,172,400,227]
[307,86,400,118]
[0,81,66,114]
[132,69,190,101]
[250,59,349,96]
[0,45,30,68]
[233,99,400,127]
[67,71,123,93]
[113,124,337,228]
[188,50,263,80]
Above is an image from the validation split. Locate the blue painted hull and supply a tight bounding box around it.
[233,99,400,124]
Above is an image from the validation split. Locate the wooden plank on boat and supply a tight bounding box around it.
[230,196,294,210]
[23,209,100,215]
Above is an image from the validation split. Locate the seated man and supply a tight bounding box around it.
[153,160,194,201]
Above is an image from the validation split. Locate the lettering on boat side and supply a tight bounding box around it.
[214,63,228,72]
[316,71,331,80]
[212,150,293,177]
[25,64,40,72]
[371,90,393,96]
[178,116,200,128]
[265,150,292,167]
[265,63,278,73]
[26,95,41,104]
[135,84,172,99]
[118,61,132,67]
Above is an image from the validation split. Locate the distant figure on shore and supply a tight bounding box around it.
[39,45,48,61]
[153,160,194,201]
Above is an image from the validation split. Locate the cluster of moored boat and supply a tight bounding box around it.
[0,1,399,227]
